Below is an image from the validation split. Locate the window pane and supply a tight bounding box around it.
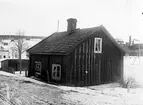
[57,66,60,72]
[53,72,56,77]
[94,38,102,53]
[54,66,56,71]
[57,71,59,77]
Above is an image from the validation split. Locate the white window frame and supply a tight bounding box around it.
[52,64,61,81]
[35,61,42,74]
[94,38,102,53]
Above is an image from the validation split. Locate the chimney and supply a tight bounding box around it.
[67,18,77,33]
[129,35,132,46]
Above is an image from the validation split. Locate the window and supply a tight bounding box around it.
[94,38,102,53]
[3,55,6,58]
[52,64,61,81]
[0,46,4,50]
[3,42,8,46]
[35,61,42,74]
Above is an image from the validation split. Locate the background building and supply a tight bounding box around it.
[116,36,143,56]
[0,35,45,60]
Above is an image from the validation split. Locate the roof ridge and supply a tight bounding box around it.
[78,25,102,31]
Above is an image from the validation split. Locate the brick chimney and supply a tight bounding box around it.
[67,18,77,33]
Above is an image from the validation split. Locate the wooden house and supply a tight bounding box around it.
[27,18,125,86]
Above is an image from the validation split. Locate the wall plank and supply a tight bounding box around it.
[88,40,91,85]
[78,46,81,85]
[74,49,77,85]
[82,43,85,86]
[85,41,88,85]
[91,38,94,85]
[81,43,84,85]
[84,42,86,85]
[89,39,91,85]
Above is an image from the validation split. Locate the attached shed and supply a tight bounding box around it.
[27,18,125,86]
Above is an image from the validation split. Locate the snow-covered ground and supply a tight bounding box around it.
[15,71,26,77]
[0,56,142,105]
[124,56,143,86]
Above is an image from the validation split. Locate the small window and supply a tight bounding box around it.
[0,46,4,50]
[94,38,102,53]
[35,61,42,74]
[52,64,61,81]
[3,42,8,46]
[3,55,6,58]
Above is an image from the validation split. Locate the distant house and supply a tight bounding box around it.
[0,35,45,60]
[27,18,125,86]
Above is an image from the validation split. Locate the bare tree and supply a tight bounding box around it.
[11,30,29,74]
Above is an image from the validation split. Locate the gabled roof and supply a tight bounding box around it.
[27,25,125,55]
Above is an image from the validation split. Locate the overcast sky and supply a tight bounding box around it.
[0,0,143,42]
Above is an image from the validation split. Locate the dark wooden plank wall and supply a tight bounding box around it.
[65,54,75,86]
[30,54,49,81]
[29,54,35,76]
[28,55,31,77]
[68,37,102,86]
[49,55,64,84]
[66,30,123,86]
[100,30,122,83]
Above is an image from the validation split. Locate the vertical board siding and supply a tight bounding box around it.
[76,48,79,85]
[72,37,103,86]
[67,30,123,86]
[84,42,87,85]
[82,43,85,85]
[28,55,31,77]
[68,55,73,84]
[90,39,92,85]
[78,46,81,85]
[88,39,91,85]
[86,41,89,85]
[98,60,101,84]
[65,56,68,83]
[93,51,96,84]
[91,38,94,85]
[81,43,84,85]
[74,49,77,85]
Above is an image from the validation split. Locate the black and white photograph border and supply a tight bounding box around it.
[0,0,142,105]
